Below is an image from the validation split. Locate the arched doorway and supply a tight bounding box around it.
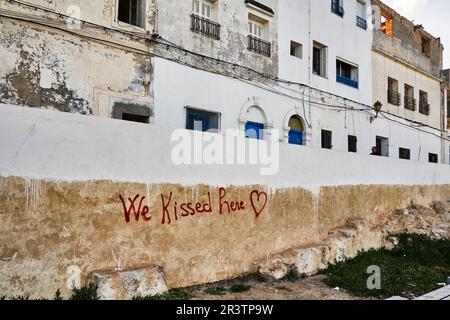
[288,115,304,145]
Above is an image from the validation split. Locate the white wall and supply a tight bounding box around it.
[153,57,442,162]
[1,104,449,195]
[373,51,442,129]
[278,0,373,106]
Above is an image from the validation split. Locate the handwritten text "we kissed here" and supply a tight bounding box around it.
[119,188,268,225]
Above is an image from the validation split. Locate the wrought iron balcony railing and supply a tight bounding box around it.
[247,35,271,57]
[191,14,220,40]
[404,96,417,111]
[387,90,401,106]
[419,100,430,116]
[356,16,367,30]
[331,2,344,17]
[336,75,358,88]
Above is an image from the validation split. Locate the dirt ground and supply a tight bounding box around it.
[187,275,377,300]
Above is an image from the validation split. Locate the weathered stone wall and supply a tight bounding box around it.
[0,1,154,115]
[1,176,449,299]
[154,0,278,77]
[371,0,443,78]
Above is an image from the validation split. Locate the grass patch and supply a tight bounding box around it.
[283,269,300,282]
[70,283,99,300]
[133,289,192,300]
[324,233,450,298]
[229,284,251,293]
[205,287,227,296]
[54,289,63,300]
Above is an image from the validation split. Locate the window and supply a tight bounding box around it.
[404,84,416,111]
[419,90,430,115]
[193,0,212,19]
[288,116,304,145]
[245,122,264,140]
[112,102,152,124]
[321,130,332,149]
[348,135,357,153]
[388,77,400,106]
[290,41,302,59]
[249,19,264,39]
[356,0,367,29]
[122,113,148,123]
[429,153,438,164]
[336,59,358,88]
[118,0,144,27]
[247,15,271,56]
[186,108,220,133]
[191,0,220,39]
[447,91,450,120]
[421,36,430,58]
[331,0,344,17]
[381,11,393,37]
[313,41,327,77]
[399,148,411,160]
[376,136,389,157]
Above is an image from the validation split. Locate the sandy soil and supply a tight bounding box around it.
[187,275,376,300]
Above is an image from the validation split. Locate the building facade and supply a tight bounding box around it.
[0,0,448,164]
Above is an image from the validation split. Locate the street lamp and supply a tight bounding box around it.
[370,101,383,123]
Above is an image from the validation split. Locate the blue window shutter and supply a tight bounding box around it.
[289,130,303,145]
[245,122,264,140]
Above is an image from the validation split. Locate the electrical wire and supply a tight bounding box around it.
[2,0,449,141]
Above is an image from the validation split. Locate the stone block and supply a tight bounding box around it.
[431,201,448,215]
[90,265,167,300]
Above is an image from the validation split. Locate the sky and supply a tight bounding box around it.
[382,0,450,69]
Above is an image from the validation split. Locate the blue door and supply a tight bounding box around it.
[289,130,303,145]
[245,122,264,140]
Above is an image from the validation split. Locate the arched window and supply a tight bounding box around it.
[288,115,304,145]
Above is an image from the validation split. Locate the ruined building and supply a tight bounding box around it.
[0,0,448,161]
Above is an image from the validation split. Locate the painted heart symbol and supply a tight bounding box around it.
[250,190,268,219]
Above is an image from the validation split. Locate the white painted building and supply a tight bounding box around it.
[0,0,448,165]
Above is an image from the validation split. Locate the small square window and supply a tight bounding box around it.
[112,102,152,124]
[290,41,302,59]
[186,108,220,133]
[399,148,411,160]
[429,153,438,164]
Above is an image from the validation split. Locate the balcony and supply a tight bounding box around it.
[387,90,401,106]
[419,100,430,115]
[331,2,344,17]
[336,75,358,89]
[191,14,220,40]
[404,96,416,111]
[247,35,271,57]
[356,16,367,30]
